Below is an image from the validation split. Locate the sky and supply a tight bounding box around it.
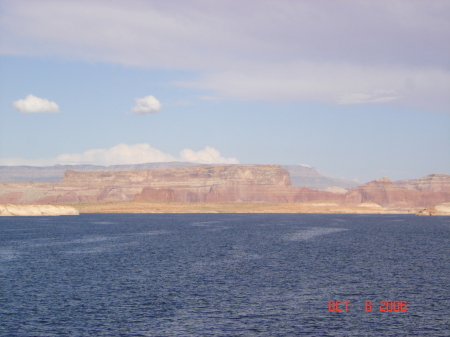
[0,0,449,183]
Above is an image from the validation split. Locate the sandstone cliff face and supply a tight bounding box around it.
[395,174,450,192]
[63,164,292,187]
[345,177,450,207]
[86,165,298,203]
[131,165,341,203]
[435,203,450,214]
[416,203,450,216]
[0,204,79,216]
[292,187,344,203]
[324,186,348,194]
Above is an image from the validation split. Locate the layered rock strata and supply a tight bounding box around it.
[345,177,450,207]
[0,165,341,204]
[395,174,450,192]
[0,165,448,209]
[61,165,339,203]
[0,163,359,190]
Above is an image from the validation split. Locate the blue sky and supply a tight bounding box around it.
[0,0,449,183]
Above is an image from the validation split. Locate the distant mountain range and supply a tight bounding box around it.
[1,164,448,209]
[0,162,359,190]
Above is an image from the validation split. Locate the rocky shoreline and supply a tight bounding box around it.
[416,202,450,216]
[0,204,79,216]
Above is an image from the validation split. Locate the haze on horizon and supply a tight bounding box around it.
[0,0,449,183]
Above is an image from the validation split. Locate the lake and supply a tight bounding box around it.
[1,213,449,336]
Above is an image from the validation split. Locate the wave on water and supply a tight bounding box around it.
[92,221,118,225]
[284,227,348,241]
[190,221,223,226]
[0,248,18,262]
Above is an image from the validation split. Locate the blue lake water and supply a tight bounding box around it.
[0,213,449,336]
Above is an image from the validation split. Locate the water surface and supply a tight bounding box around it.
[1,214,449,336]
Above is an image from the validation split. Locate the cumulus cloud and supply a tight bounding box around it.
[131,95,161,115]
[12,94,60,113]
[0,143,238,166]
[180,146,239,164]
[0,144,176,166]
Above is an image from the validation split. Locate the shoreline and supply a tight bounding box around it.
[63,201,417,215]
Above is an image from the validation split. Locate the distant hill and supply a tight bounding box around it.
[282,165,359,190]
[0,162,360,190]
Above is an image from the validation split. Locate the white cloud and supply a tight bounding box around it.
[0,143,239,166]
[180,146,239,164]
[131,95,161,115]
[0,143,175,166]
[179,63,450,111]
[12,94,60,113]
[2,1,449,112]
[338,91,400,105]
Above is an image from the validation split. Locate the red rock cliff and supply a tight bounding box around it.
[345,177,450,207]
[1,165,448,207]
[60,165,298,203]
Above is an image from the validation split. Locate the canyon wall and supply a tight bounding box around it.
[0,165,448,208]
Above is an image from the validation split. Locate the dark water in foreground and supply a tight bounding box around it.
[0,214,449,336]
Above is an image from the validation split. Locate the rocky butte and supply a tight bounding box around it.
[48,165,342,204]
[0,165,340,204]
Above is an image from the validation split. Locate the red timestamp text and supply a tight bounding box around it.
[367,300,408,312]
[327,300,408,312]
